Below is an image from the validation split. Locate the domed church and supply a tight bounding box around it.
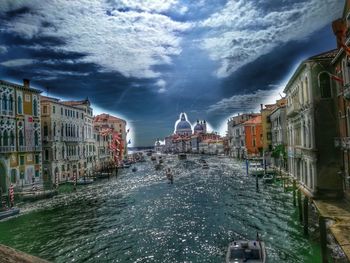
[193,120,207,134]
[175,113,192,136]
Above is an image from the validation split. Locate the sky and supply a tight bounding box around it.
[0,0,344,146]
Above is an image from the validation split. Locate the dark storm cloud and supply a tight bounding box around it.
[0,0,344,145]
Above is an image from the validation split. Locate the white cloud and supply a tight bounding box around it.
[207,88,283,114]
[198,0,343,78]
[155,79,167,93]
[0,45,7,54]
[2,0,191,78]
[0,58,37,67]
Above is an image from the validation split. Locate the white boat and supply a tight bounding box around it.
[202,163,209,169]
[226,239,266,263]
[262,173,274,183]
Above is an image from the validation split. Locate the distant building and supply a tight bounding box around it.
[284,49,342,198]
[94,113,127,162]
[243,115,263,157]
[268,98,287,169]
[227,113,260,158]
[0,79,42,193]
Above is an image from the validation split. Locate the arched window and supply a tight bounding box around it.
[53,122,56,137]
[319,73,331,98]
[3,130,8,146]
[9,95,13,111]
[11,169,17,184]
[34,131,39,146]
[10,131,15,146]
[304,77,309,103]
[2,94,7,111]
[19,130,24,146]
[43,123,48,137]
[17,96,23,114]
[33,99,38,116]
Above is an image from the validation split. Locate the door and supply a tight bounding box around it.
[0,162,7,194]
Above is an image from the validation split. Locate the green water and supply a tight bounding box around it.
[0,156,321,262]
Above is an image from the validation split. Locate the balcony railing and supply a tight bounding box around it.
[67,155,80,161]
[0,146,16,153]
[18,145,41,152]
[62,137,83,142]
[286,102,301,117]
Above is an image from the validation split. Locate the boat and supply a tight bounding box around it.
[199,159,206,164]
[178,153,187,160]
[19,190,58,202]
[132,167,137,172]
[76,178,94,185]
[262,173,274,184]
[0,208,20,220]
[165,168,174,184]
[202,163,209,169]
[250,168,265,177]
[151,156,157,161]
[226,239,266,263]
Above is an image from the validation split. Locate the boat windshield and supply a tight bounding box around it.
[230,248,261,260]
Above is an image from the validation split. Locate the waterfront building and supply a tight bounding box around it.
[331,2,350,193]
[260,103,277,153]
[268,98,288,169]
[0,79,42,193]
[284,50,342,198]
[154,138,164,153]
[227,113,259,158]
[175,113,192,136]
[243,115,263,157]
[40,96,86,185]
[93,113,127,162]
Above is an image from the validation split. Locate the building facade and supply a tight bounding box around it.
[0,79,42,193]
[40,96,86,185]
[284,50,342,198]
[227,113,259,158]
[243,115,263,157]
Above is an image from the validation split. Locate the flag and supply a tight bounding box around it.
[128,139,131,144]
[127,129,130,133]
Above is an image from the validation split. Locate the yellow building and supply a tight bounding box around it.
[0,79,42,194]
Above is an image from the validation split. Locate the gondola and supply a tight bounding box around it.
[0,207,20,220]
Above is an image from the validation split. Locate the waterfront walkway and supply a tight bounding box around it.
[314,196,350,261]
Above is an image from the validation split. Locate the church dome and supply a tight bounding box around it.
[194,120,204,132]
[175,113,192,135]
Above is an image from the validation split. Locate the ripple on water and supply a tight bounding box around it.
[0,156,321,263]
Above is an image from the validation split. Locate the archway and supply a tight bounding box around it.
[0,161,7,194]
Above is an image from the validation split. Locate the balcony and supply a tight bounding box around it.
[0,146,16,153]
[286,102,301,117]
[67,155,80,161]
[18,145,41,152]
[62,137,82,142]
[0,110,14,117]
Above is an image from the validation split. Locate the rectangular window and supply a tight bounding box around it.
[43,106,48,114]
[20,155,25,165]
[35,170,39,177]
[61,108,63,115]
[35,154,40,164]
[65,109,67,116]
[45,149,49,161]
[52,106,55,114]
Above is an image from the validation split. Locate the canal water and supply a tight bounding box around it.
[0,156,321,262]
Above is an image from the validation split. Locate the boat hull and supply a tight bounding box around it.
[0,208,20,220]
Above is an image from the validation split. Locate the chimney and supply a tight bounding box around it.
[260,104,263,111]
[23,79,30,88]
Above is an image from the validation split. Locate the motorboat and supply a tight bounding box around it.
[77,178,94,185]
[151,156,157,161]
[202,163,209,169]
[262,173,274,184]
[199,159,206,164]
[0,207,20,220]
[226,239,266,263]
[132,167,137,172]
[178,153,187,160]
[166,170,174,184]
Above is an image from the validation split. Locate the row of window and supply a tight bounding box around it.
[0,130,40,147]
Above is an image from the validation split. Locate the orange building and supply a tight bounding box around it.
[243,115,263,157]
